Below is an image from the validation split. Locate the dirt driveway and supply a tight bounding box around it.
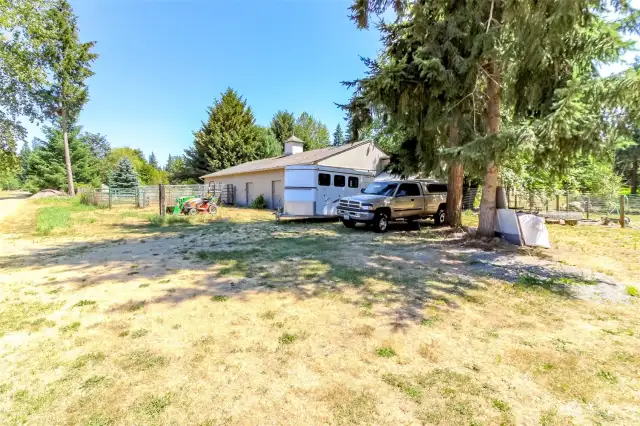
[0,191,30,223]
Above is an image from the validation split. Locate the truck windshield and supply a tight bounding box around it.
[363,182,398,196]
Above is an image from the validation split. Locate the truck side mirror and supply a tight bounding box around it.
[361,188,365,193]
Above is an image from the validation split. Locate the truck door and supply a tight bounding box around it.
[393,183,423,218]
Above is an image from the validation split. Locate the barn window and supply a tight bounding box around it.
[318,173,331,186]
[334,175,345,187]
[348,177,359,188]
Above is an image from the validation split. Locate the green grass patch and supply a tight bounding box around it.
[81,375,108,390]
[382,373,423,400]
[148,214,190,226]
[210,295,228,302]
[73,300,97,308]
[0,301,63,336]
[130,329,149,339]
[626,285,638,297]
[120,350,167,371]
[59,321,81,333]
[138,393,171,417]
[279,333,297,345]
[36,206,71,235]
[375,347,396,357]
[71,352,105,369]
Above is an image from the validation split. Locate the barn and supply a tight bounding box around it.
[201,136,389,209]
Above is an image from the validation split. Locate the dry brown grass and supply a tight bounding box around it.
[0,199,638,424]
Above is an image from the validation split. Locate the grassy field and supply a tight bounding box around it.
[1,197,639,425]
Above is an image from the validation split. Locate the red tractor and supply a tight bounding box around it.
[182,195,218,216]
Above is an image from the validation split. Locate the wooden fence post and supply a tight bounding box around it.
[586,195,590,220]
[620,195,625,228]
[565,194,569,212]
[555,195,559,212]
[108,186,112,209]
[159,184,166,216]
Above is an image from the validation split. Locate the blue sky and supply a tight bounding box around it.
[24,0,383,166]
[23,0,638,166]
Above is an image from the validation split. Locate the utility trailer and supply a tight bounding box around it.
[278,165,375,219]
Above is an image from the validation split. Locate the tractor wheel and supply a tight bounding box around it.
[187,208,197,216]
[208,204,218,215]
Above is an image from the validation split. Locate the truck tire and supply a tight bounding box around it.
[342,219,356,228]
[373,212,389,233]
[434,208,446,226]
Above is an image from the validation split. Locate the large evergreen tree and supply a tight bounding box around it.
[349,0,640,234]
[270,110,295,143]
[183,88,261,180]
[110,157,139,190]
[39,0,97,195]
[25,123,100,192]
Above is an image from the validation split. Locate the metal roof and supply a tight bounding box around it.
[200,140,377,179]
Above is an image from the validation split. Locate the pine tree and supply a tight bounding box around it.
[348,0,639,234]
[40,0,97,196]
[333,124,345,146]
[25,122,100,192]
[270,111,295,144]
[148,152,158,168]
[110,157,139,190]
[183,88,261,179]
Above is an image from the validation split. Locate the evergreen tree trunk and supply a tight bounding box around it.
[632,159,638,195]
[62,108,75,196]
[446,120,463,228]
[477,60,501,237]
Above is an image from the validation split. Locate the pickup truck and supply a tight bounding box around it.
[336,180,448,232]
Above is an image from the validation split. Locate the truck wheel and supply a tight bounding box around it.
[373,212,389,233]
[342,219,356,228]
[434,208,446,226]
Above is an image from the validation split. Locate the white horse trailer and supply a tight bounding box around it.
[281,165,375,218]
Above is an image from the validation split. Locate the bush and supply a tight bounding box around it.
[0,172,20,190]
[251,194,268,209]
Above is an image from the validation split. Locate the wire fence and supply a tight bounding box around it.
[79,184,236,208]
[458,187,640,222]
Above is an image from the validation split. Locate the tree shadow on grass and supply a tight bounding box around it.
[1,218,611,330]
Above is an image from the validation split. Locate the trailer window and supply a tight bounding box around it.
[318,173,331,186]
[334,175,345,187]
[427,183,447,193]
[348,176,359,188]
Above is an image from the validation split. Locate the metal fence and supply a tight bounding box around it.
[502,189,639,219]
[80,184,236,208]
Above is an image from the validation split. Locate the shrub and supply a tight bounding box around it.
[626,286,638,297]
[376,347,396,357]
[251,194,268,209]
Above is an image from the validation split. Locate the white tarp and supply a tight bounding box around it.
[517,214,551,248]
[494,209,523,245]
